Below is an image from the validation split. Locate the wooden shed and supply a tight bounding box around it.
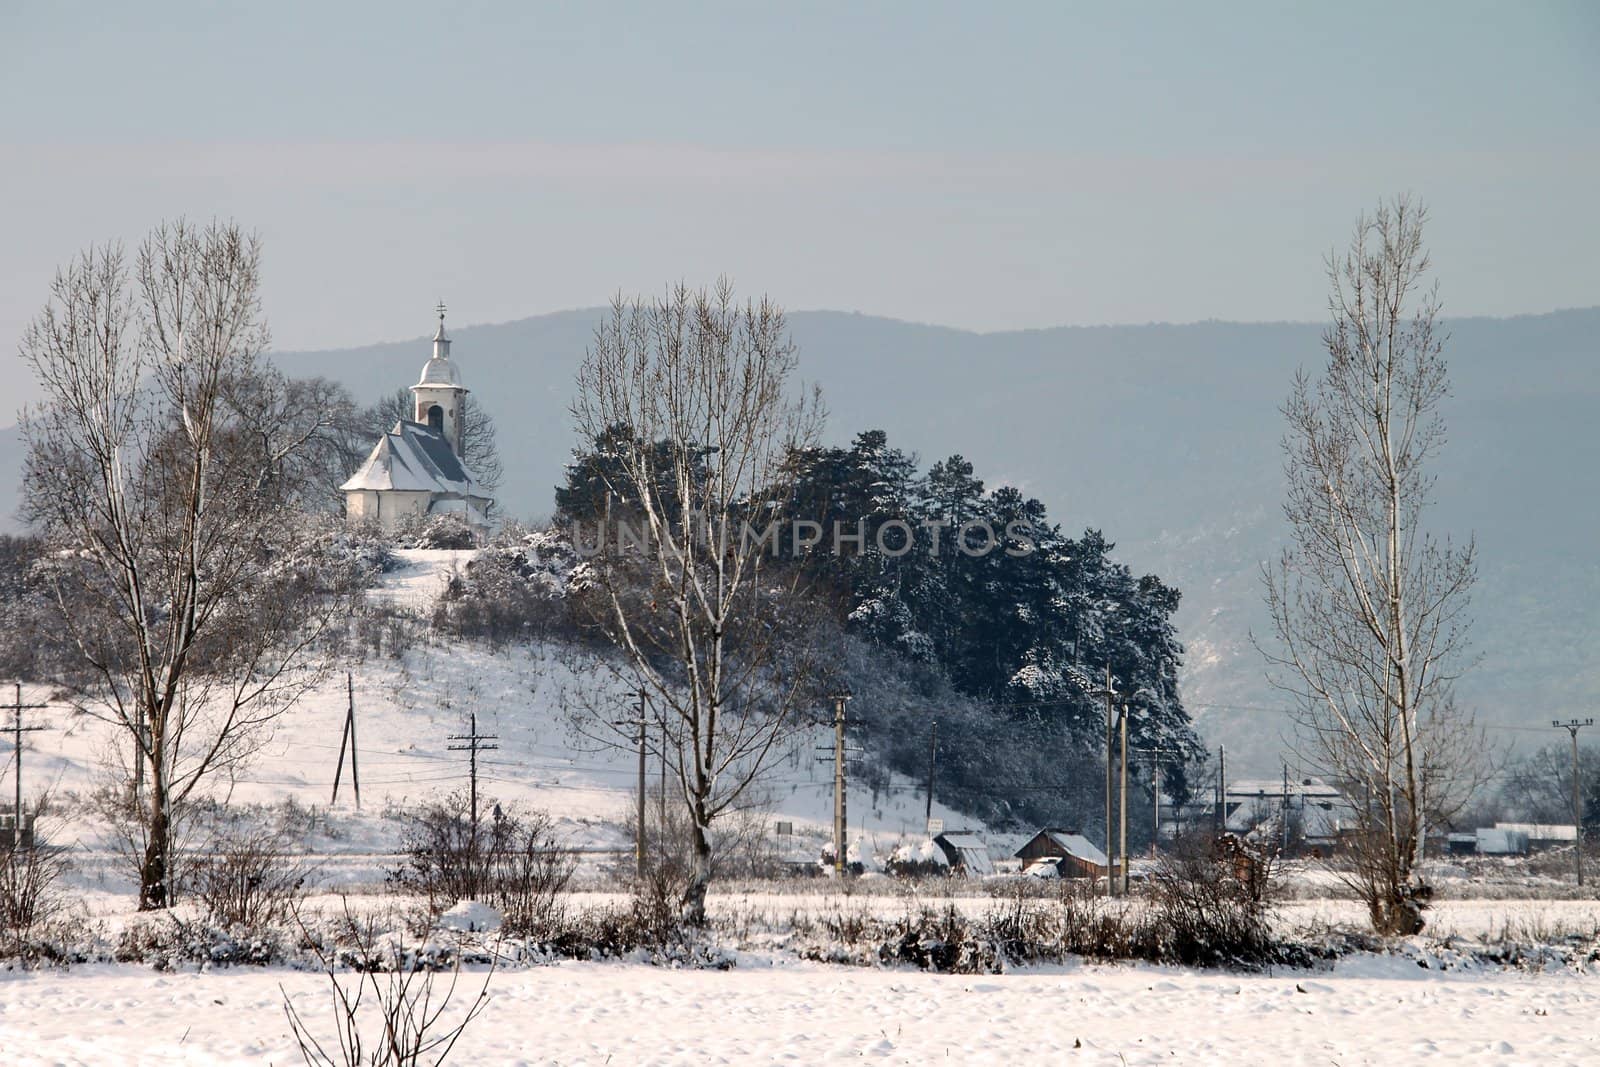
[932,831,995,876]
[1014,828,1109,878]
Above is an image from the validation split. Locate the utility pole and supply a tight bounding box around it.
[447,712,498,852]
[331,672,362,809]
[611,689,654,876]
[1554,718,1594,886]
[635,689,647,878]
[924,720,938,830]
[1282,761,1292,854]
[1120,701,1130,894]
[1151,753,1160,858]
[834,693,849,876]
[818,692,853,877]
[1134,746,1183,858]
[1216,744,1227,835]
[1099,666,1132,896]
[4,683,47,848]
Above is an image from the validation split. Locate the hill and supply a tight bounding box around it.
[4,307,1596,774]
[25,550,972,873]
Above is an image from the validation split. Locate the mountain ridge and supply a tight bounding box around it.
[3,304,1596,776]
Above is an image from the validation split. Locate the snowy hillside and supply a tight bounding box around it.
[6,308,1596,774]
[20,551,983,870]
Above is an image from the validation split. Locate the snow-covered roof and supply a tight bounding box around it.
[1034,830,1109,867]
[340,420,481,495]
[1227,777,1343,799]
[415,356,463,387]
[1494,822,1577,841]
[933,831,995,875]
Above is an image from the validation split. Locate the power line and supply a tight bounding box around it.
[447,712,498,847]
[3,683,48,849]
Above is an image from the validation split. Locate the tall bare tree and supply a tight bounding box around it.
[1262,196,1481,934]
[570,280,825,923]
[19,220,364,909]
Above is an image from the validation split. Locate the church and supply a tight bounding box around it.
[341,306,494,535]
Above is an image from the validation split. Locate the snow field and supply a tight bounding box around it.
[0,957,1595,1066]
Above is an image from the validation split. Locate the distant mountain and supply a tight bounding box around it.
[4,307,1596,774]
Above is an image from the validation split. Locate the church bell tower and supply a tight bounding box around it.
[411,301,468,456]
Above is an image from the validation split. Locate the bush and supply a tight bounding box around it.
[0,840,72,962]
[1144,832,1280,967]
[430,527,579,646]
[390,794,575,936]
[794,848,1285,974]
[191,821,313,932]
[396,513,477,550]
[283,900,494,1067]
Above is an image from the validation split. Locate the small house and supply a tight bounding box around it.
[1013,828,1109,879]
[932,831,995,876]
[1475,826,1529,855]
[1493,823,1577,851]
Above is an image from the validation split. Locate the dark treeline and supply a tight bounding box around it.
[558,427,1205,833]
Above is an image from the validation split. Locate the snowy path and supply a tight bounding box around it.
[1,960,1595,1065]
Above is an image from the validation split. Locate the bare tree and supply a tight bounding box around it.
[1499,742,1600,825]
[365,387,503,492]
[570,280,825,924]
[229,372,371,511]
[1261,196,1482,935]
[19,220,365,909]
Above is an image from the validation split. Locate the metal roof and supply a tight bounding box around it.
[340,420,480,494]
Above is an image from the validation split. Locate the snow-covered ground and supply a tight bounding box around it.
[1,956,1595,1066]
[9,551,1600,1065]
[22,549,979,874]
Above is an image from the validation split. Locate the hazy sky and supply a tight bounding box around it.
[3,1,1597,416]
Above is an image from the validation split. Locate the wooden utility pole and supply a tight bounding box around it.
[833,693,849,876]
[1554,719,1594,886]
[924,720,938,830]
[1119,701,1130,894]
[821,692,852,877]
[4,683,47,848]
[1281,762,1291,853]
[635,689,647,878]
[1104,666,1114,895]
[1217,745,1227,835]
[331,672,362,808]
[447,712,498,850]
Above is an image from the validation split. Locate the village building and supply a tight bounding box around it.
[932,831,995,876]
[341,306,494,535]
[1013,828,1109,878]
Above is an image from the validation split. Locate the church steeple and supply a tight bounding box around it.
[432,300,451,360]
[412,301,468,456]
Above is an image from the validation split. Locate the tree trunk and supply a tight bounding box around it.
[680,807,713,927]
[139,774,170,910]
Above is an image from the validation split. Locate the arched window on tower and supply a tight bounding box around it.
[426,404,444,432]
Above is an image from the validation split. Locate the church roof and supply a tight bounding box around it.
[340,420,482,495]
[415,357,463,387]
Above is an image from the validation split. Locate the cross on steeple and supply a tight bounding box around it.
[435,299,447,323]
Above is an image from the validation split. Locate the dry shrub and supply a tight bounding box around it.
[1144,832,1280,966]
[390,794,575,936]
[192,821,313,931]
[0,840,72,962]
[282,900,494,1067]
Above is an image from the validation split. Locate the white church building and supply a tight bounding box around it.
[341,306,494,534]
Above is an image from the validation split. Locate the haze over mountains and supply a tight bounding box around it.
[4,306,1595,774]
